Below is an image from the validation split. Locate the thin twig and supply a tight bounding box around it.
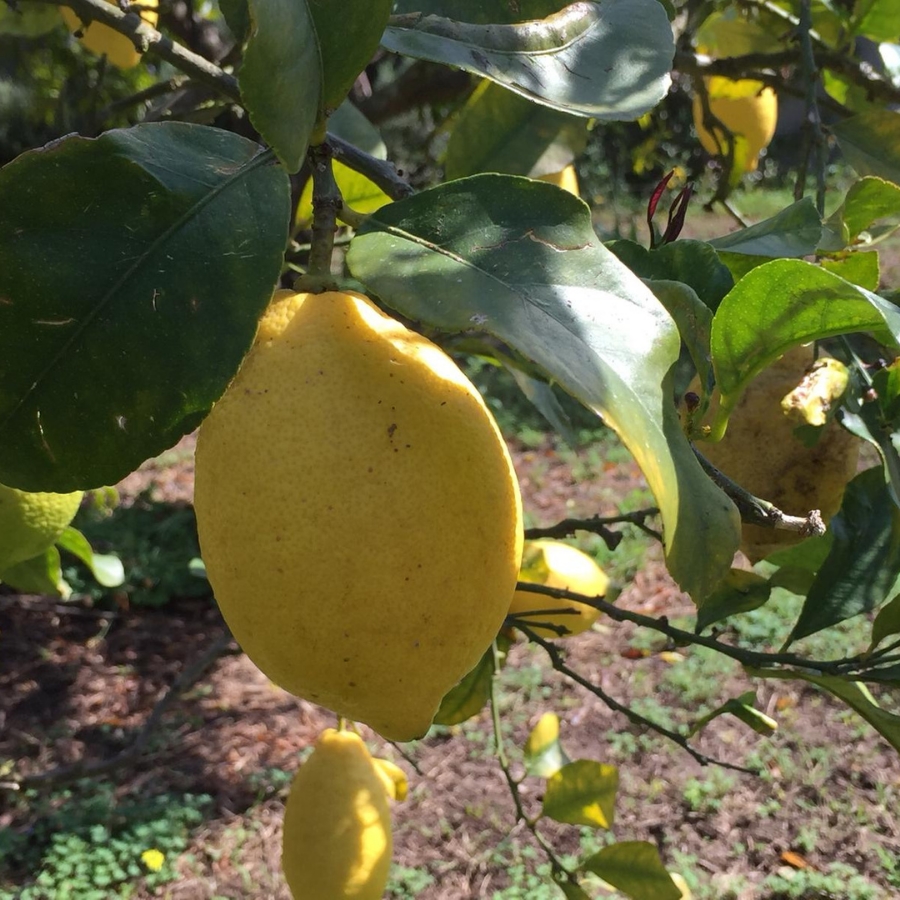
[525,509,662,545]
[3,632,237,791]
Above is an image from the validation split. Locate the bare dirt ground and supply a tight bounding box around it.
[1,433,899,900]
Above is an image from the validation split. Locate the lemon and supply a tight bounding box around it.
[0,483,83,573]
[696,345,859,562]
[194,290,523,741]
[282,728,391,900]
[508,540,607,637]
[692,77,778,172]
[61,0,159,69]
[536,165,580,196]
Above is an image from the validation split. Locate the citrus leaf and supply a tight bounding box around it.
[747,667,900,754]
[240,0,320,172]
[542,759,618,828]
[556,880,592,900]
[434,635,511,726]
[709,259,900,412]
[0,546,67,598]
[695,568,771,633]
[870,592,900,652]
[832,109,900,185]
[788,468,900,644]
[0,1,61,36]
[524,712,571,777]
[819,252,881,292]
[708,198,822,259]
[392,0,569,24]
[371,757,409,801]
[444,79,588,180]
[688,689,777,737]
[382,0,674,120]
[581,841,682,900]
[0,122,290,492]
[821,176,900,250]
[348,175,740,601]
[57,526,125,588]
[854,0,900,41]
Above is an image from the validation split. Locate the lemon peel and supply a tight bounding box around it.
[194,290,523,741]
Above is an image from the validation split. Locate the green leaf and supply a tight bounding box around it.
[392,0,569,24]
[819,252,881,292]
[524,712,571,778]
[0,1,61,36]
[822,176,900,249]
[789,468,900,643]
[308,0,393,113]
[853,0,900,44]
[556,879,592,900]
[747,667,900,754]
[709,259,900,410]
[695,568,772,633]
[382,0,675,120]
[542,759,618,828]
[0,123,291,492]
[0,546,68,598]
[347,175,740,601]
[832,110,900,185]
[434,635,511,725]
[870,592,900,652]
[708,198,822,259]
[688,689,777,737]
[508,368,578,447]
[240,0,320,172]
[327,101,387,159]
[581,841,682,900]
[444,79,588,180]
[57,526,126,588]
[606,239,735,312]
[218,0,250,43]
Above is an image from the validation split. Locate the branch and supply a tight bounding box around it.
[2,631,237,791]
[327,133,414,202]
[524,508,663,547]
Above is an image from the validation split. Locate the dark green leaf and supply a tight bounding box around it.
[434,635,511,725]
[240,0,320,171]
[870,593,900,652]
[747,667,900,754]
[508,368,578,446]
[444,80,588,180]
[542,759,618,828]
[789,468,900,643]
[218,0,250,43]
[556,881,592,900]
[347,175,740,601]
[832,110,900,185]
[695,568,772,633]
[382,0,675,120]
[327,102,387,159]
[709,259,900,415]
[309,0,393,113]
[581,841,682,900]
[391,0,569,24]
[0,123,291,491]
[708,198,822,259]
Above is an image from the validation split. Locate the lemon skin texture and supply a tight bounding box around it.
[282,729,391,900]
[692,77,778,172]
[0,483,83,573]
[61,0,159,69]
[194,290,523,742]
[697,345,859,563]
[536,165,580,196]
[509,540,607,638]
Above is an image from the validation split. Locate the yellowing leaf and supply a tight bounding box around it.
[542,759,618,828]
[371,757,408,801]
[524,712,570,778]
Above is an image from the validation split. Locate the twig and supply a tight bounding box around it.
[524,508,662,546]
[327,133,414,202]
[520,624,759,774]
[796,0,828,216]
[3,631,237,791]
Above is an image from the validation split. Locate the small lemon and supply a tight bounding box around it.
[509,540,608,637]
[692,77,778,172]
[282,729,391,900]
[194,290,523,741]
[536,165,580,196]
[0,483,83,573]
[62,0,159,69]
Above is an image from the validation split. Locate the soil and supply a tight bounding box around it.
[1,434,899,900]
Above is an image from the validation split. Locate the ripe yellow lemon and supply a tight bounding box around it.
[194,290,523,741]
[62,0,159,70]
[508,540,607,637]
[696,345,859,562]
[536,165,580,196]
[0,483,83,573]
[282,729,391,900]
[692,77,778,172]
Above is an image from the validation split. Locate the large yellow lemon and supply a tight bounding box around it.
[194,290,523,741]
[692,77,778,172]
[61,0,159,70]
[536,165,580,197]
[696,345,859,563]
[282,729,391,900]
[508,540,607,637]
[0,483,83,573]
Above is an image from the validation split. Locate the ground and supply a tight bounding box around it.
[1,421,899,900]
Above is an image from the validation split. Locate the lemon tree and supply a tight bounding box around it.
[3,0,900,897]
